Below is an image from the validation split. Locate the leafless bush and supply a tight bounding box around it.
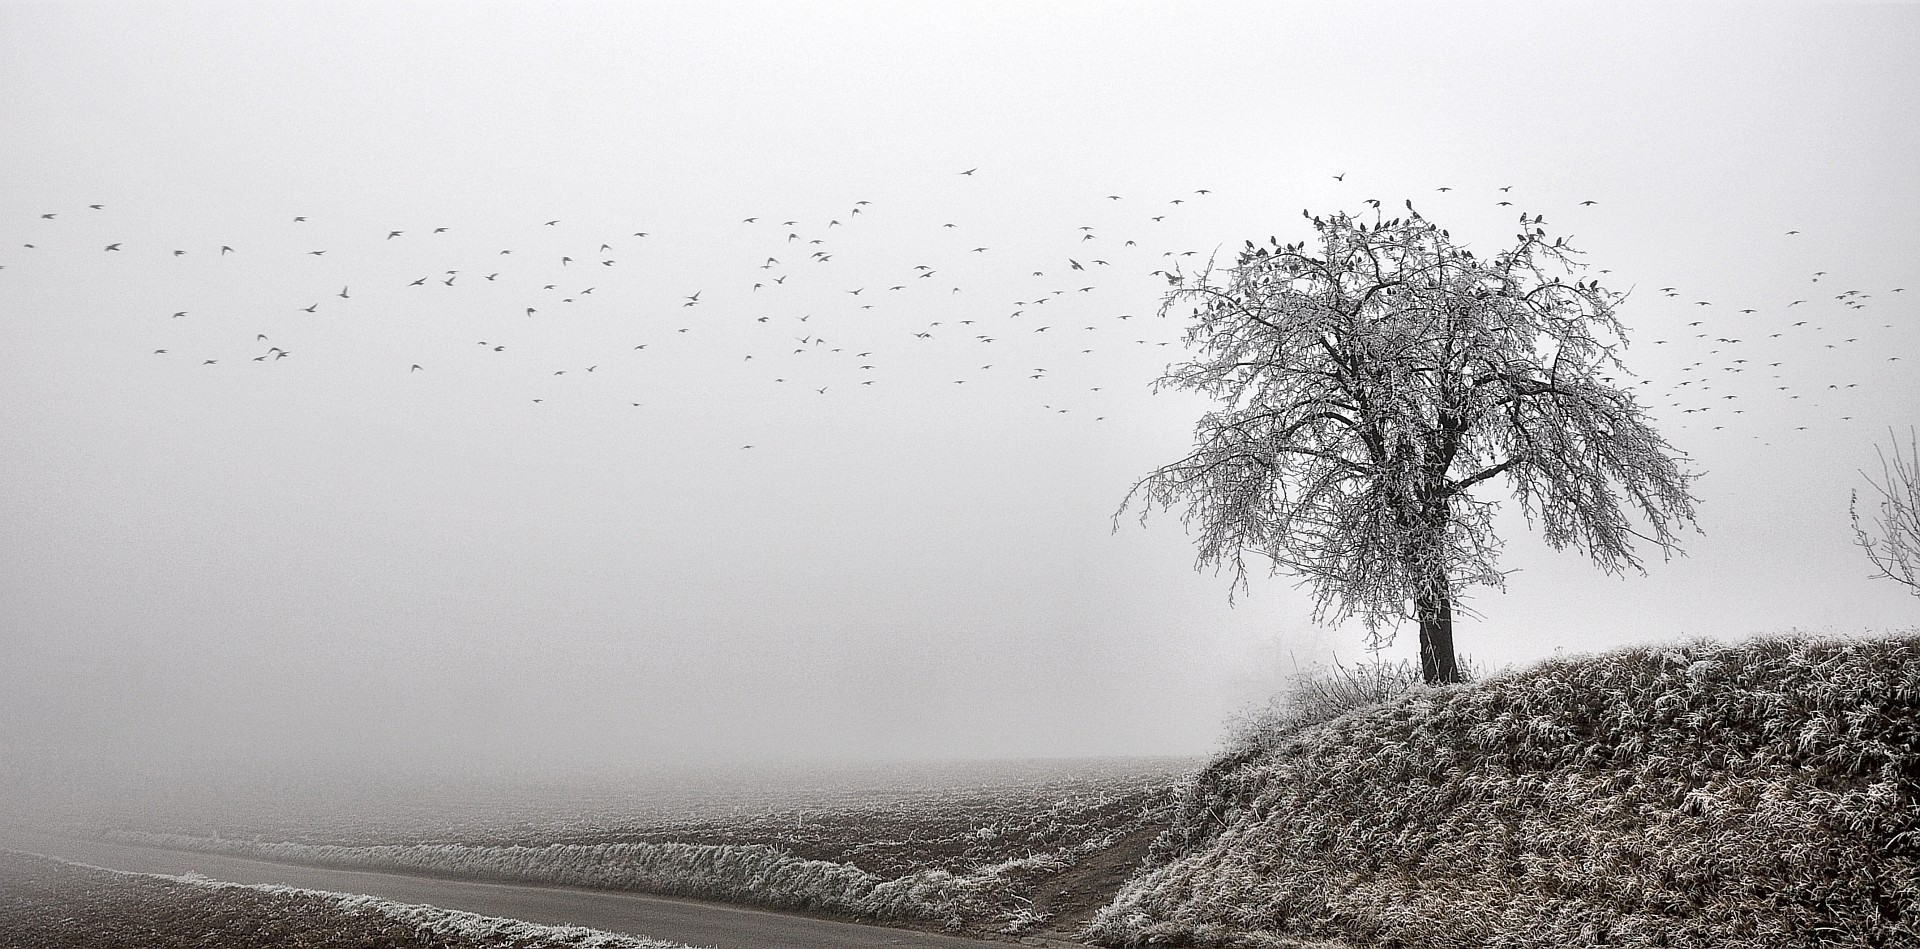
[1854,427,1920,596]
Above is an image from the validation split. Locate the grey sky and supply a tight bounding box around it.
[3,2,1918,790]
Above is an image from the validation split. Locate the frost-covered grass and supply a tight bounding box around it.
[90,757,1189,934]
[0,848,697,948]
[1088,632,1920,949]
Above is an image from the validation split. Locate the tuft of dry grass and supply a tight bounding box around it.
[1227,656,1485,752]
[1089,632,1920,949]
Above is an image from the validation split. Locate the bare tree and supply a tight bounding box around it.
[1852,428,1920,596]
[1118,207,1700,683]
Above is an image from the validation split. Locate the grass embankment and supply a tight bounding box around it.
[1088,633,1920,949]
[0,849,693,949]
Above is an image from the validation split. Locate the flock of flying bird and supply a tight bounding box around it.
[11,174,1220,441]
[1635,273,1910,441]
[6,173,1913,453]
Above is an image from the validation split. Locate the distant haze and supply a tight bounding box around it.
[3,3,1918,801]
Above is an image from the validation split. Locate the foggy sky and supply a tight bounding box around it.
[4,2,1918,795]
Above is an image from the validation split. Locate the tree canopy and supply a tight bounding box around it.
[1120,207,1700,682]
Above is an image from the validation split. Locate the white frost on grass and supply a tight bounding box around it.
[1087,632,1920,949]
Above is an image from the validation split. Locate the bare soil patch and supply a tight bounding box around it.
[1022,822,1165,938]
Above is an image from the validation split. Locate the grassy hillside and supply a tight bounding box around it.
[1088,633,1920,949]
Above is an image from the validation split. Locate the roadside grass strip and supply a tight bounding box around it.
[0,848,702,948]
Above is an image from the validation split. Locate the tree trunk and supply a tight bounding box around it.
[1415,592,1462,684]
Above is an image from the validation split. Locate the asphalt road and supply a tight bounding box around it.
[1,830,1027,949]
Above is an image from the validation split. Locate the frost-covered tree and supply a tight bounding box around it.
[1852,427,1920,597]
[1119,207,1700,683]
